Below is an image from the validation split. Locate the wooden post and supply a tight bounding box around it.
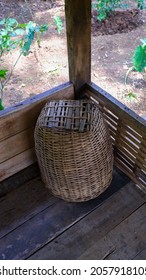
[65,0,91,98]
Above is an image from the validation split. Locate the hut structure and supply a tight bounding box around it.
[0,0,145,260]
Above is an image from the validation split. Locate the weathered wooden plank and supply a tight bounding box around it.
[114,145,145,170]
[115,139,145,164]
[0,127,34,164]
[85,85,146,190]
[114,159,146,190]
[29,182,146,260]
[0,163,40,197]
[115,132,145,159]
[0,82,74,142]
[103,107,119,122]
[105,120,117,134]
[78,203,146,260]
[103,114,118,129]
[113,125,144,150]
[119,126,144,147]
[108,127,117,138]
[0,84,73,180]
[0,199,103,260]
[124,124,145,143]
[115,147,144,171]
[133,247,146,259]
[0,148,36,181]
[85,84,146,134]
[98,101,145,147]
[65,0,91,96]
[0,177,58,238]
[115,153,134,172]
[0,168,130,260]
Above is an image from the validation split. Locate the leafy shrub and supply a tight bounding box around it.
[137,0,145,9]
[0,18,48,109]
[132,39,146,72]
[0,15,63,110]
[94,0,119,21]
[94,0,145,21]
[125,39,146,85]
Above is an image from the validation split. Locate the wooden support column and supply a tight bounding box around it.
[65,0,91,98]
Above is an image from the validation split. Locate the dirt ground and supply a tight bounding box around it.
[0,0,146,117]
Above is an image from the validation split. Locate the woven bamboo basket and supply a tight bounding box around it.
[34,99,113,202]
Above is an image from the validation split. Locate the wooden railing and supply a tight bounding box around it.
[0,82,74,182]
[0,80,145,191]
[85,82,146,191]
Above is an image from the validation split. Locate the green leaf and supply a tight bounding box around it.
[0,30,8,36]
[18,23,27,28]
[140,38,146,46]
[6,18,18,27]
[137,0,145,9]
[0,19,6,25]
[22,27,35,55]
[25,21,36,33]
[13,28,25,36]
[97,11,107,21]
[35,24,48,33]
[95,0,121,21]
[132,45,146,72]
[53,16,63,34]
[0,69,8,79]
[0,98,4,110]
[125,92,138,102]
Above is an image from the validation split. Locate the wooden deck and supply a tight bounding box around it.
[0,167,146,260]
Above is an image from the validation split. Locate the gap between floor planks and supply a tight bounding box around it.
[0,168,130,260]
[78,202,146,260]
[29,182,146,260]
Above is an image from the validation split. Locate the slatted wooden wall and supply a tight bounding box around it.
[0,83,74,182]
[85,83,146,191]
[1,80,145,191]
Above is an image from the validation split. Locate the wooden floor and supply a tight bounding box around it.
[0,167,146,260]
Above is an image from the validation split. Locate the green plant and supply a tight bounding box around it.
[94,0,145,21]
[0,0,63,110]
[125,38,146,85]
[136,0,145,9]
[124,91,138,102]
[53,16,63,34]
[93,0,121,21]
[0,18,48,110]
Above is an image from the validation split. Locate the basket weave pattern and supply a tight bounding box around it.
[34,100,113,202]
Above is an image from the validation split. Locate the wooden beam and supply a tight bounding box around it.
[65,0,91,97]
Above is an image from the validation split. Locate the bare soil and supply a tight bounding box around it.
[0,0,146,117]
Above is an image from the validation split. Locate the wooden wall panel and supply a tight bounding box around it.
[0,127,34,164]
[85,83,146,191]
[0,148,36,181]
[0,83,74,182]
[0,82,74,142]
